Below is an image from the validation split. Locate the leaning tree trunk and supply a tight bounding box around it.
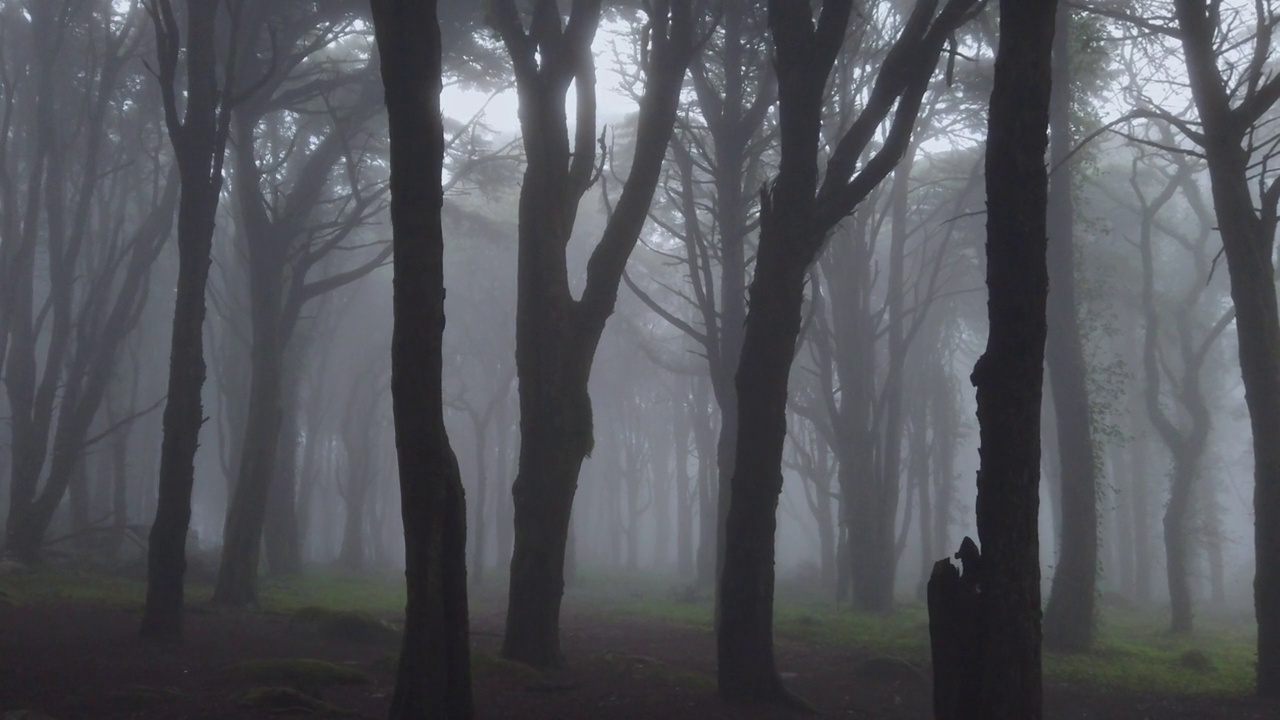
[141,0,237,641]
[1040,1,1099,652]
[370,0,475,716]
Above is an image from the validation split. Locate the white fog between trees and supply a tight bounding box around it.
[1,1,1279,718]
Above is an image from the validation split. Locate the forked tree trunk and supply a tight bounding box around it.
[719,0,979,702]
[369,0,474,715]
[489,0,694,667]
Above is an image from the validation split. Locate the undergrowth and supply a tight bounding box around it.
[1,565,1258,696]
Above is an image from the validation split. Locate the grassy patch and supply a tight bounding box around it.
[574,573,1258,698]
[0,568,149,606]
[1045,608,1256,695]
[256,572,406,615]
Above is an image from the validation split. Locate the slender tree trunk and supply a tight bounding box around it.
[673,397,694,579]
[1164,461,1196,633]
[264,372,302,575]
[1041,3,1099,651]
[340,478,368,572]
[690,379,717,589]
[470,415,489,587]
[142,0,238,640]
[370,0,474,715]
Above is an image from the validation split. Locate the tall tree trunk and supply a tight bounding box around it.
[1169,0,1280,696]
[673,394,694,579]
[690,378,717,589]
[1041,3,1099,652]
[370,0,474,715]
[1164,460,1196,633]
[264,387,302,575]
[966,0,1057,716]
[142,0,238,641]
[339,477,369,572]
[470,414,489,587]
[490,0,693,667]
[212,229,284,601]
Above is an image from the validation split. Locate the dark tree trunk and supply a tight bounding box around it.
[142,0,238,641]
[1041,2,1099,652]
[718,0,978,701]
[963,1,1056,716]
[488,0,694,667]
[1169,0,1280,696]
[369,0,475,715]
[213,219,284,600]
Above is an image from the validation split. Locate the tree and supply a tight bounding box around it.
[368,0,474,716]
[968,0,1057,715]
[2,1,178,561]
[142,0,244,641]
[625,0,774,599]
[212,3,390,604]
[486,0,696,667]
[1164,0,1280,695]
[1040,2,1099,652]
[1126,138,1230,633]
[718,0,980,703]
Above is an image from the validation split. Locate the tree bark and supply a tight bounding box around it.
[142,0,239,641]
[967,1,1056,716]
[718,0,979,701]
[1041,2,1099,652]
[488,0,694,667]
[1168,0,1280,696]
[369,0,475,716]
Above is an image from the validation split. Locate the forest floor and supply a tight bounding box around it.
[1,566,1277,719]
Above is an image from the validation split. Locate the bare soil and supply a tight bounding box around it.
[0,599,1276,719]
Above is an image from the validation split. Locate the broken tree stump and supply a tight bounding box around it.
[928,536,984,720]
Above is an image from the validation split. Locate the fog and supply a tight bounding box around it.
[1,0,1277,718]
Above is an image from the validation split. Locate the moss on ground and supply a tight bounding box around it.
[227,658,372,693]
[238,686,354,715]
[289,606,401,646]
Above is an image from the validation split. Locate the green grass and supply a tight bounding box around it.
[3,566,1258,696]
[561,570,1258,696]
[0,568,149,606]
[255,571,406,615]
[1044,608,1256,695]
